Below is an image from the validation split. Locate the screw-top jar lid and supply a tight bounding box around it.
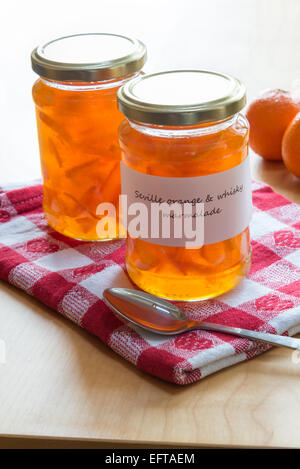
[117,70,246,126]
[31,33,147,82]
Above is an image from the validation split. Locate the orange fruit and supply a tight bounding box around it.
[246,89,300,160]
[282,112,300,179]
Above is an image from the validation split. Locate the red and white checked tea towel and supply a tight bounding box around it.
[0,180,299,385]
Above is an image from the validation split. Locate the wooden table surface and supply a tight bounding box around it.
[1,0,300,449]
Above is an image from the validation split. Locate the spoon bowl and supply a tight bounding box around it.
[103,287,190,334]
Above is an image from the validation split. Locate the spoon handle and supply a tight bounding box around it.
[192,321,300,350]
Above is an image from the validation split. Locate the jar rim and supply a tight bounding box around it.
[117,70,246,126]
[31,33,147,82]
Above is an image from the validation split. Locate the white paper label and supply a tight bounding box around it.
[120,157,252,247]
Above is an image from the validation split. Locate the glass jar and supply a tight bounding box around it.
[31,33,146,241]
[117,70,252,301]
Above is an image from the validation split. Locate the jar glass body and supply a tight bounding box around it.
[119,114,251,301]
[32,73,140,241]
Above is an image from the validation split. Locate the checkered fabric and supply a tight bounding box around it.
[0,180,299,385]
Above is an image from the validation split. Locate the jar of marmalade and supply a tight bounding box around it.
[117,70,252,301]
[31,33,146,241]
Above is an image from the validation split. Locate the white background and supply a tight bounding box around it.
[1,0,300,182]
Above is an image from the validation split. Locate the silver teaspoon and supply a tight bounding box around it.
[103,288,300,350]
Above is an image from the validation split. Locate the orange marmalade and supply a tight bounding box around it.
[118,71,252,300]
[31,33,146,240]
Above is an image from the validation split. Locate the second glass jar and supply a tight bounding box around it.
[118,70,252,301]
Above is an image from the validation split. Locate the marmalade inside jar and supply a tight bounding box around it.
[33,78,130,241]
[119,115,251,300]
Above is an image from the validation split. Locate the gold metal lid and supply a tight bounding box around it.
[31,33,147,82]
[117,70,246,125]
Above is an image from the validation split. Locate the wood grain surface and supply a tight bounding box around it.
[0,0,300,449]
